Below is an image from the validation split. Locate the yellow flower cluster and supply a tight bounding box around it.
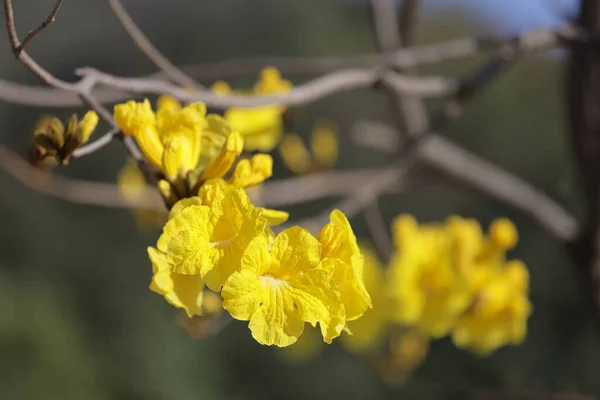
[212,67,292,151]
[279,123,338,175]
[388,215,532,356]
[113,97,371,347]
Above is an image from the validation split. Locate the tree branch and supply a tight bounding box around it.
[106,0,202,89]
[352,120,579,242]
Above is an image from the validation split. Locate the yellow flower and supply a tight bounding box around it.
[387,215,471,338]
[452,260,532,356]
[221,227,341,347]
[211,67,292,151]
[342,245,390,353]
[117,158,167,230]
[279,122,338,175]
[158,183,267,291]
[113,97,228,186]
[318,210,372,342]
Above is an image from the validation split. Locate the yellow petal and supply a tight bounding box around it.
[76,111,99,143]
[228,154,273,188]
[258,208,289,226]
[211,81,232,95]
[202,132,244,180]
[157,95,181,112]
[135,123,164,168]
[114,99,155,136]
[222,269,264,320]
[162,134,195,180]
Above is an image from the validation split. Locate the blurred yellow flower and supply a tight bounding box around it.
[211,67,292,151]
[452,259,531,355]
[117,158,167,230]
[279,122,338,175]
[318,210,372,342]
[221,227,341,347]
[387,214,471,338]
[342,245,390,353]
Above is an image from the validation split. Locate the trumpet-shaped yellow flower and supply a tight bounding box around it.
[318,210,372,342]
[221,228,341,347]
[158,184,267,291]
[211,67,292,151]
[342,246,390,353]
[387,215,471,338]
[452,260,531,356]
[113,97,228,185]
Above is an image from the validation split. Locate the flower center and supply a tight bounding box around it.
[259,274,289,290]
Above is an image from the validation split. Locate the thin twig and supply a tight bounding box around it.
[106,0,202,89]
[0,143,163,210]
[13,0,63,56]
[364,200,393,260]
[72,128,120,158]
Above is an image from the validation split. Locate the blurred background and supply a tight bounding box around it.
[0,0,595,399]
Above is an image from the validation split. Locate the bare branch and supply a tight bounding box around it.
[72,128,120,158]
[76,67,456,108]
[0,26,574,109]
[364,200,393,260]
[351,120,579,241]
[0,143,163,210]
[3,0,75,91]
[106,0,202,89]
[0,141,406,212]
[13,0,63,56]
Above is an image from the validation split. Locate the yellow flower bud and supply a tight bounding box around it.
[135,124,164,168]
[162,134,195,180]
[76,111,99,144]
[391,214,419,249]
[114,99,155,136]
[489,218,518,250]
[157,95,181,112]
[211,81,232,95]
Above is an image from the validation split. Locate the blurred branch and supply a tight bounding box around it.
[364,200,393,260]
[71,128,120,158]
[0,143,162,210]
[106,0,202,89]
[0,26,575,108]
[0,141,406,211]
[352,120,579,242]
[75,67,455,108]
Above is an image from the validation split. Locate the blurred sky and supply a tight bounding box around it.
[423,0,578,31]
